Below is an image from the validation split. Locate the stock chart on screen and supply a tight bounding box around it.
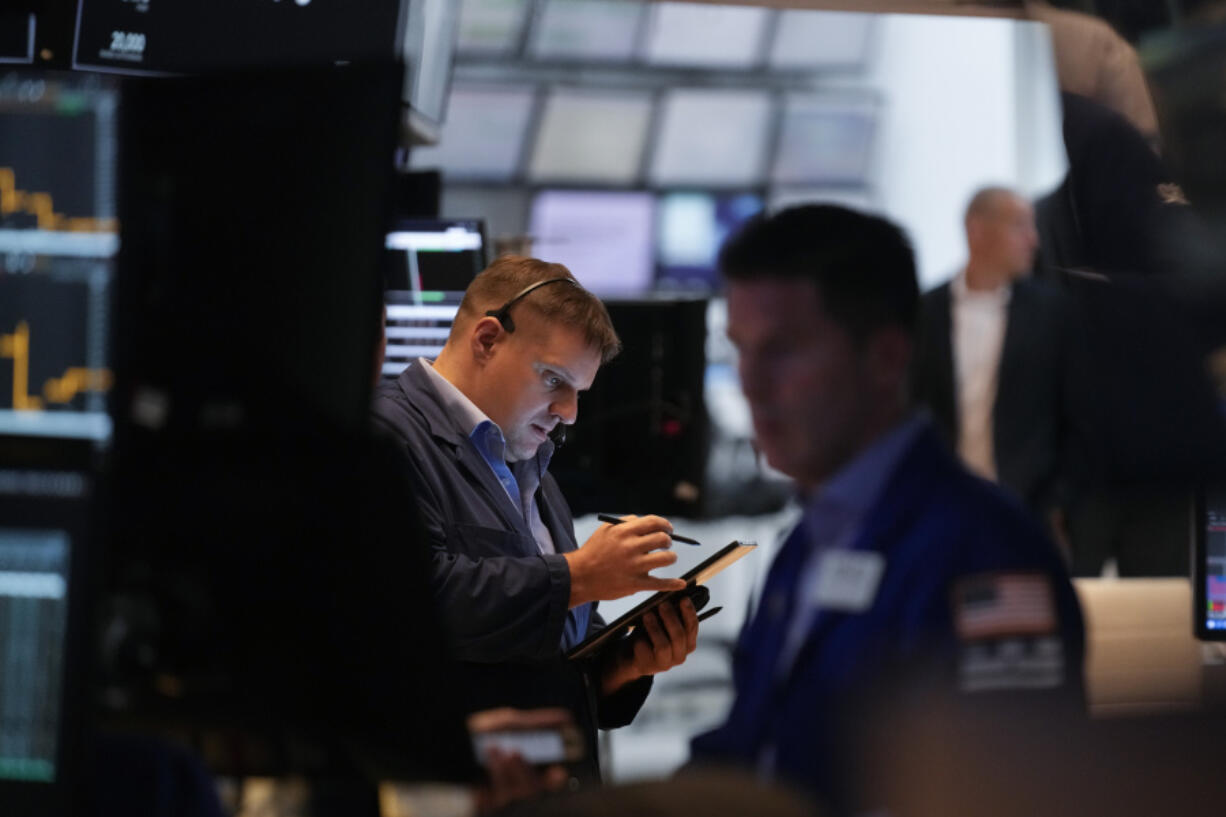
[0,71,116,441]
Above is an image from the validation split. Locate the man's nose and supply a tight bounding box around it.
[551,390,579,424]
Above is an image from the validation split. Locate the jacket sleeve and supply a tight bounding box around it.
[372,408,571,664]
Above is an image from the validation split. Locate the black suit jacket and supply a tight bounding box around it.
[913,278,1074,515]
[371,363,651,780]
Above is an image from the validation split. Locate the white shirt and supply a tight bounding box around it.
[950,269,1011,482]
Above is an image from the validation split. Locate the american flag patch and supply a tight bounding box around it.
[952,572,1057,641]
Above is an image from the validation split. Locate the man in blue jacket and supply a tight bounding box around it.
[373,255,700,783]
[689,205,1085,809]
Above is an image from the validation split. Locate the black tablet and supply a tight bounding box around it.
[567,541,756,661]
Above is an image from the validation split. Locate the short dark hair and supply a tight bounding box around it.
[455,255,621,364]
[718,204,919,344]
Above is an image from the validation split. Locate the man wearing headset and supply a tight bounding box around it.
[372,255,700,782]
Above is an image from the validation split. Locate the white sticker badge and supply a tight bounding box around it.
[811,550,885,613]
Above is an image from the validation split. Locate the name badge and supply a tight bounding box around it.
[811,550,885,612]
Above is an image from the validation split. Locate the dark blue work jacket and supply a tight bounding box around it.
[691,425,1085,806]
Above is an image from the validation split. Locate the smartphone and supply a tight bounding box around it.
[471,726,585,766]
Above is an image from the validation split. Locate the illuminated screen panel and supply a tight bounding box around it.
[770,10,875,70]
[529,190,655,298]
[410,85,536,182]
[656,192,762,292]
[644,2,769,69]
[0,71,116,441]
[381,220,485,375]
[771,95,878,187]
[528,0,645,62]
[382,220,483,371]
[650,90,772,187]
[73,0,398,73]
[456,0,531,56]
[1201,486,1226,636]
[0,528,70,783]
[528,89,653,186]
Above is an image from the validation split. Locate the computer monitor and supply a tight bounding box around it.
[409,85,536,183]
[528,89,653,186]
[73,0,399,74]
[382,218,486,374]
[1194,484,1226,640]
[656,191,762,292]
[649,89,773,188]
[0,69,117,442]
[529,189,655,298]
[0,440,94,815]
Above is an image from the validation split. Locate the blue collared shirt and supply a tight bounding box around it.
[418,359,557,555]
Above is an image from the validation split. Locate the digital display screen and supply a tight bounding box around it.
[529,189,655,298]
[656,192,762,292]
[382,219,485,375]
[410,85,536,182]
[0,528,71,783]
[1201,486,1226,635]
[771,95,878,186]
[649,90,772,187]
[644,2,769,69]
[0,458,91,800]
[769,10,875,70]
[73,0,399,74]
[529,0,645,62]
[456,0,531,56]
[528,89,653,185]
[0,71,115,441]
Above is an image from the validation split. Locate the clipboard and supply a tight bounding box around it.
[566,541,757,662]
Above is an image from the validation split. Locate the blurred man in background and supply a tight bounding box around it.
[689,205,1084,812]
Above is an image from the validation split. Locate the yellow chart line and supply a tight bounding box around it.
[0,167,117,233]
[1,321,111,411]
[0,321,43,410]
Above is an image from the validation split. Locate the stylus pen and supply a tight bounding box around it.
[697,606,723,623]
[596,513,701,545]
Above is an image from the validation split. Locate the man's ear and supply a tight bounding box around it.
[470,316,505,364]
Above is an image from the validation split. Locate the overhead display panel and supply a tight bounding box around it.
[644,2,770,69]
[771,95,878,187]
[528,89,653,186]
[73,0,399,73]
[770,10,876,71]
[529,0,645,62]
[529,190,655,298]
[410,85,536,182]
[456,0,531,56]
[650,89,772,188]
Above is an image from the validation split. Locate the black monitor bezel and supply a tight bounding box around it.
[0,436,97,814]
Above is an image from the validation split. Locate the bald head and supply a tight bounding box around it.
[963,187,1038,288]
